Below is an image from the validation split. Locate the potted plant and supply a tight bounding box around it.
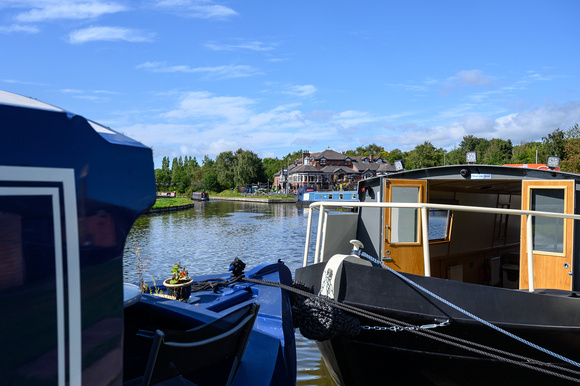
[163,262,193,301]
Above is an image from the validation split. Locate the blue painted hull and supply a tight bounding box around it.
[124,262,296,385]
[0,91,156,384]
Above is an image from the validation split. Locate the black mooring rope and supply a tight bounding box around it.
[242,276,580,384]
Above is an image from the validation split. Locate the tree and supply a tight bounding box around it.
[202,171,221,192]
[542,128,566,159]
[561,124,580,173]
[214,151,236,189]
[510,141,542,164]
[156,156,172,186]
[234,149,266,187]
[404,141,444,169]
[457,135,490,162]
[344,143,385,157]
[262,157,284,181]
[384,148,404,164]
[444,146,465,165]
[481,139,513,165]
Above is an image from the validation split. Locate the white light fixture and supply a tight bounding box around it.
[466,151,477,164]
[394,160,405,171]
[546,155,560,170]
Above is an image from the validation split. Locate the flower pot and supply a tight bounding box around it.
[163,278,193,301]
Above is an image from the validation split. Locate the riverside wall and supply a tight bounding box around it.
[210,196,296,204]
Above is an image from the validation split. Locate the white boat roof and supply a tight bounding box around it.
[0,90,145,146]
[0,90,64,112]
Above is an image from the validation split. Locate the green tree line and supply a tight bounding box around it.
[156,124,579,195]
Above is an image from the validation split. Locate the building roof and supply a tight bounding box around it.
[312,149,346,161]
[377,163,398,173]
[290,164,322,174]
[321,165,357,174]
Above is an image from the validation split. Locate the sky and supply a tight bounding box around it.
[1,0,579,168]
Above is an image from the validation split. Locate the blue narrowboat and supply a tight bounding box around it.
[0,90,295,385]
[191,191,209,201]
[296,187,358,207]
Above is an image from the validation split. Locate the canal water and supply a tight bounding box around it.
[122,200,336,385]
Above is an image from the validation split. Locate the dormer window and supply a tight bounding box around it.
[376,158,384,163]
[345,157,352,165]
[319,157,326,166]
[362,157,369,163]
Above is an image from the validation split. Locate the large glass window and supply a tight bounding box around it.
[531,189,564,253]
[391,186,419,243]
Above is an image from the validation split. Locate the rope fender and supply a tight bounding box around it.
[291,281,360,341]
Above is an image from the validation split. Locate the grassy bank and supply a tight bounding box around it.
[152,191,295,209]
[152,197,192,209]
[214,190,295,199]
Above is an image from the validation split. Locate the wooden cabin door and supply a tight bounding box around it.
[382,179,427,275]
[520,180,575,290]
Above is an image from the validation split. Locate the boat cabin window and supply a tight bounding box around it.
[391,186,420,243]
[428,209,452,242]
[531,188,565,254]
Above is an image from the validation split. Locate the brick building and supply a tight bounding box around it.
[274,149,397,193]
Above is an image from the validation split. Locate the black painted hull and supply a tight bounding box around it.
[295,261,580,385]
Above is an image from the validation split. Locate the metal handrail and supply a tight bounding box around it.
[303,201,580,292]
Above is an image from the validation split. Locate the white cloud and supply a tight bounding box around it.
[69,26,155,43]
[14,1,127,22]
[0,24,39,33]
[205,40,275,52]
[283,84,317,98]
[492,102,580,141]
[386,82,429,93]
[455,70,492,87]
[162,91,256,123]
[137,61,260,79]
[152,0,237,19]
[386,101,580,151]
[1,78,49,86]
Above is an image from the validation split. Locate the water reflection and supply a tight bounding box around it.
[123,201,334,384]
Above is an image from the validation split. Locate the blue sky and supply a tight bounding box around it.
[2,1,579,168]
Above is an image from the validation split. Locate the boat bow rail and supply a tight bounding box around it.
[303,201,580,293]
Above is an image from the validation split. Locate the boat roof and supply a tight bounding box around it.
[380,164,580,182]
[360,164,580,195]
[0,90,147,148]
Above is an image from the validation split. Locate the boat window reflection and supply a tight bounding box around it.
[428,209,452,242]
[391,186,419,243]
[531,188,565,254]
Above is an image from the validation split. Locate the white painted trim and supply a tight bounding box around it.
[0,166,81,385]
